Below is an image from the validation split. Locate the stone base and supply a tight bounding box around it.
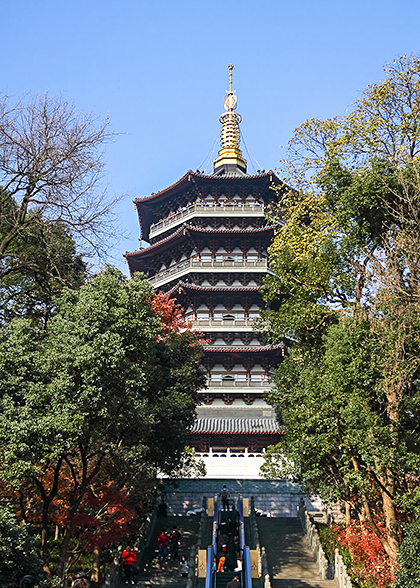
[162,479,324,518]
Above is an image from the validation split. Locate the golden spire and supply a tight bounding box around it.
[213,64,247,175]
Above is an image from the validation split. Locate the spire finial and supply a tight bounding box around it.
[213,64,247,175]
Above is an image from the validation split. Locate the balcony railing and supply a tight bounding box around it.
[206,380,270,388]
[149,202,265,237]
[191,318,257,328]
[148,258,270,286]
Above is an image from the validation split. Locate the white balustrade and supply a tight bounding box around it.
[148,257,270,286]
[149,202,266,237]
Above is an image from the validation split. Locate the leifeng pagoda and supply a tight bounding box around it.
[125,66,287,478]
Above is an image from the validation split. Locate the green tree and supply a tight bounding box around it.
[1,189,86,324]
[395,520,420,588]
[261,55,420,562]
[0,267,205,579]
[0,504,51,587]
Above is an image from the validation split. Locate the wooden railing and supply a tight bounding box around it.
[207,380,270,388]
[149,202,265,236]
[191,317,257,327]
[149,258,269,285]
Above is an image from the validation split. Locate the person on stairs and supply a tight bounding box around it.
[121,546,137,585]
[220,485,229,510]
[157,529,170,562]
[228,506,240,536]
[217,555,226,572]
[179,555,189,577]
[170,525,181,560]
[226,576,241,588]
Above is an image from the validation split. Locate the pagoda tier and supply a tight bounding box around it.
[134,170,284,242]
[125,67,286,477]
[125,171,287,411]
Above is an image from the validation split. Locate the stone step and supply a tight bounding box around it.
[258,518,327,582]
[271,581,336,588]
[133,515,200,588]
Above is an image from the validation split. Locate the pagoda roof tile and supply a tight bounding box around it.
[168,283,260,295]
[192,416,280,434]
[125,224,273,259]
[134,169,284,241]
[203,344,283,353]
[134,169,280,204]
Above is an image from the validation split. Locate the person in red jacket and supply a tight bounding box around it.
[157,529,170,562]
[121,545,137,585]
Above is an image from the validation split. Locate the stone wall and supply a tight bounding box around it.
[162,479,323,518]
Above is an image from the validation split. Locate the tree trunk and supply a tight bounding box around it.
[381,471,399,562]
[344,501,351,526]
[92,546,101,583]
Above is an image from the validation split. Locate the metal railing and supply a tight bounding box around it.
[207,380,270,388]
[238,497,252,588]
[205,495,219,588]
[150,202,265,237]
[149,258,270,286]
[191,318,257,327]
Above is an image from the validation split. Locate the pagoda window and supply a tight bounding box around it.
[222,374,235,382]
[222,313,235,321]
[196,312,209,320]
[247,254,258,262]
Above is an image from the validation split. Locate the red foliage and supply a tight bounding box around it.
[7,463,137,552]
[149,291,209,344]
[149,291,190,336]
[334,522,396,588]
[71,482,136,549]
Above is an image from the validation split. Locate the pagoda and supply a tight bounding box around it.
[126,66,286,478]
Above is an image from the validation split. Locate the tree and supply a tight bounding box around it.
[1,189,86,324]
[0,267,205,579]
[395,520,420,587]
[0,92,120,264]
[0,503,49,588]
[261,55,420,563]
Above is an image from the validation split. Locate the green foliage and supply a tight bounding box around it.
[395,520,420,588]
[0,266,205,578]
[261,54,420,565]
[0,189,86,324]
[0,504,44,587]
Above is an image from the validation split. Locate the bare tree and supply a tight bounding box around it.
[0,92,120,262]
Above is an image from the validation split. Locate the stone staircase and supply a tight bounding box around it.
[257,518,336,588]
[133,515,201,588]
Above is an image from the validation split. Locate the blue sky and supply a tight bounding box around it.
[2,0,419,273]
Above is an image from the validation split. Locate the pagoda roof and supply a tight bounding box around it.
[168,282,260,296]
[125,224,274,275]
[134,169,283,240]
[203,344,283,353]
[192,416,280,434]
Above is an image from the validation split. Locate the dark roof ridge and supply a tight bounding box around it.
[134,169,279,204]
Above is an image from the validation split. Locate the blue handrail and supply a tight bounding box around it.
[238,496,252,588]
[243,547,252,588]
[205,495,219,588]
